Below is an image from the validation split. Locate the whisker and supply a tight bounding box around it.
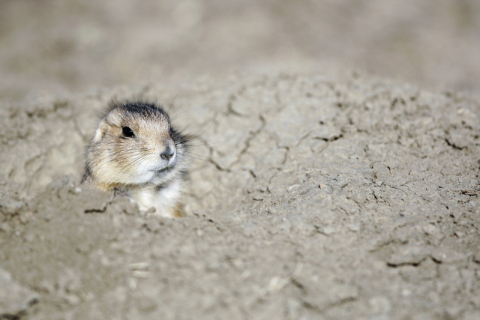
[168,92,180,111]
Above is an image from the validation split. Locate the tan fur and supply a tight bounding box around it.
[82,101,188,218]
[172,205,186,218]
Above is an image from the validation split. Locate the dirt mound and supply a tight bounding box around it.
[1,72,479,319]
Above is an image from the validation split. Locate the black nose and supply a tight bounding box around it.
[160,146,175,160]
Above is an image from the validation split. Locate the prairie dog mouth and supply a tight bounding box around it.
[151,166,171,172]
[151,162,177,173]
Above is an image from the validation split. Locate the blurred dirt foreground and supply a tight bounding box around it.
[1,1,480,320]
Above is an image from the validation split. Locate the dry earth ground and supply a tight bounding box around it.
[1,1,480,319]
[0,72,479,319]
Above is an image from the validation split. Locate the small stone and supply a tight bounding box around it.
[401,289,411,297]
[312,125,342,141]
[322,226,336,235]
[287,184,300,192]
[422,224,438,235]
[268,207,278,215]
[129,261,149,271]
[455,231,465,238]
[347,224,360,232]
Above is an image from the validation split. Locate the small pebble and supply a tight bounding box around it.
[322,226,336,235]
[348,224,360,232]
[287,184,300,192]
[129,261,149,270]
[422,224,438,235]
[401,289,411,297]
[268,208,278,214]
[455,231,465,238]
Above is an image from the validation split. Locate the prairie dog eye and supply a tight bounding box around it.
[122,126,135,138]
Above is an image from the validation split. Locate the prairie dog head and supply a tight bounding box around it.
[85,101,187,190]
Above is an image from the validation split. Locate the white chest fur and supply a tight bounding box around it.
[129,179,183,218]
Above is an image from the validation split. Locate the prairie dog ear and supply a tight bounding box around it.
[93,119,109,143]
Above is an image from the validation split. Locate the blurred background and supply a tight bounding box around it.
[1,0,480,102]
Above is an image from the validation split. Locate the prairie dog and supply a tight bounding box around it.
[82,101,189,218]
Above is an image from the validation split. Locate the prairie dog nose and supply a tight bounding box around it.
[160,144,175,160]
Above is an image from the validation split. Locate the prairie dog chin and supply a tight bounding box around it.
[82,101,189,218]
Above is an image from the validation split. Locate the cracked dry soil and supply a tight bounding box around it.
[1,72,480,319]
